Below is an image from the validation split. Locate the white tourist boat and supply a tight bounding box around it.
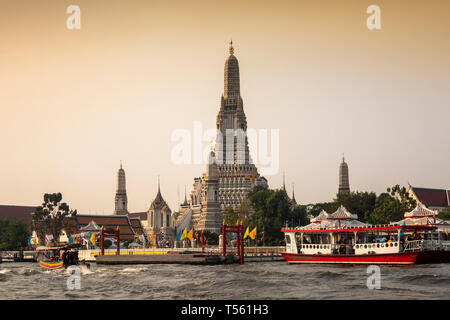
[281,205,450,264]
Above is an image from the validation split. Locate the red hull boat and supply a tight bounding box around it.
[281,250,450,265]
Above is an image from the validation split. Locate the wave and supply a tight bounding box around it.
[314,271,343,279]
[119,267,149,274]
[0,269,12,274]
[402,274,438,282]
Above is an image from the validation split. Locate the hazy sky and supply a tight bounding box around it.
[1,0,449,214]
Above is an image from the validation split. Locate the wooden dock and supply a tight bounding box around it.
[0,251,36,263]
[95,253,234,265]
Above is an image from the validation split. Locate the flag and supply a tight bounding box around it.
[194,230,198,242]
[68,234,73,244]
[27,236,31,246]
[187,229,193,241]
[180,228,187,241]
[176,230,182,241]
[249,227,257,240]
[45,234,53,245]
[90,233,96,246]
[243,227,249,239]
[260,226,264,243]
[232,232,237,240]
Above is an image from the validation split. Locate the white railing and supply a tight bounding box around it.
[404,240,444,252]
[442,241,450,251]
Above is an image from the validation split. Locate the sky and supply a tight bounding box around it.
[0,0,449,214]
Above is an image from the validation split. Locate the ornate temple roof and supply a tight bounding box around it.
[409,186,450,208]
[310,210,329,223]
[0,205,36,224]
[149,178,171,212]
[328,205,358,220]
[404,202,438,218]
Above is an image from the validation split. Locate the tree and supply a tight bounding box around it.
[203,230,219,245]
[437,207,450,221]
[247,186,305,245]
[365,185,416,225]
[223,201,252,225]
[0,217,29,250]
[334,191,377,222]
[32,193,77,245]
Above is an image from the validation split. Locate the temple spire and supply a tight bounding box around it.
[114,162,128,215]
[338,154,350,195]
[224,41,240,98]
[282,171,286,192]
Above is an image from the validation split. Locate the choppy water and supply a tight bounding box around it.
[0,262,449,299]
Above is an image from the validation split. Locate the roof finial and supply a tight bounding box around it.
[120,160,123,169]
[282,171,286,191]
[342,153,345,162]
[229,40,234,55]
[157,175,160,193]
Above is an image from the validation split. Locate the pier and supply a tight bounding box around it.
[0,250,36,263]
[92,246,283,265]
[0,246,284,265]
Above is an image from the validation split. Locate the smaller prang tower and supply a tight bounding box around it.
[114,161,129,215]
[338,154,350,195]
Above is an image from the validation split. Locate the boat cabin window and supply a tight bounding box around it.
[285,234,291,244]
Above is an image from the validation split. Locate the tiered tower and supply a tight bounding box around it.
[114,161,128,215]
[214,41,268,210]
[197,151,221,231]
[338,154,350,195]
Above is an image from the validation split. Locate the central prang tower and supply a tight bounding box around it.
[182,43,268,233]
[213,41,268,210]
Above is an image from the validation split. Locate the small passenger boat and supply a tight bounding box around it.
[36,244,83,270]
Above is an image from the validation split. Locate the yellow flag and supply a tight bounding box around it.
[90,233,96,246]
[249,227,257,240]
[244,227,250,239]
[180,228,187,241]
[187,229,193,241]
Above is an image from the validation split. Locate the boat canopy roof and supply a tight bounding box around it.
[281,224,437,234]
[36,243,83,251]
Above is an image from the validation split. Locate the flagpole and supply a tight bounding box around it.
[255,228,258,257]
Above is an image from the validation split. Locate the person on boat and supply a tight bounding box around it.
[339,242,346,254]
[400,237,405,251]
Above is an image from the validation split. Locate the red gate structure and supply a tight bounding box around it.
[100,226,121,255]
[222,222,244,265]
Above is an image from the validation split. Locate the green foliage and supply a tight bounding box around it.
[223,200,252,225]
[0,217,29,250]
[246,185,308,245]
[203,230,219,245]
[365,185,416,225]
[334,191,377,222]
[32,193,77,244]
[437,207,450,220]
[306,185,416,226]
[104,239,113,248]
[123,239,133,248]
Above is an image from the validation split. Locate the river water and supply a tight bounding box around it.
[0,262,448,299]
